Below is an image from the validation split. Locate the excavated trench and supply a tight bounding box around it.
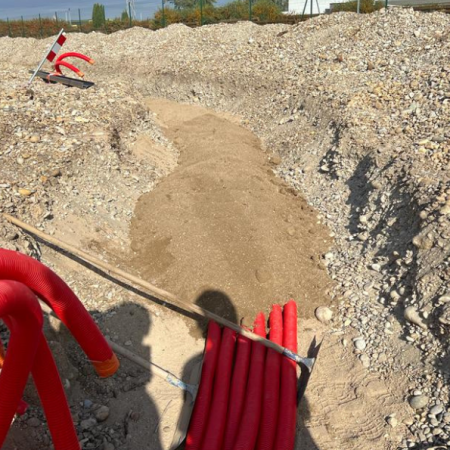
[123,94,413,450]
[128,98,333,327]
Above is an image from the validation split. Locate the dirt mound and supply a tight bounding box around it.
[130,99,332,323]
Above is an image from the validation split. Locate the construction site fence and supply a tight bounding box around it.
[1,0,449,38]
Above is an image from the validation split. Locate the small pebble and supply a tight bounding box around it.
[80,418,97,430]
[95,405,110,422]
[354,338,366,351]
[27,417,41,427]
[430,405,444,416]
[387,416,398,428]
[315,306,333,323]
[409,395,429,410]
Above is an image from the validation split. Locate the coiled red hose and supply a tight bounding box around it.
[186,321,222,450]
[31,335,80,449]
[0,341,28,415]
[201,327,236,450]
[54,60,84,78]
[0,249,118,377]
[222,332,252,450]
[1,315,80,450]
[256,304,283,450]
[0,281,43,448]
[233,312,266,450]
[56,52,95,65]
[274,300,298,450]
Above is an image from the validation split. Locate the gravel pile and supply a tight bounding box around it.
[0,61,175,450]
[0,67,172,256]
[1,7,450,448]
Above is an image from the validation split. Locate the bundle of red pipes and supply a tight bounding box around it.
[186,300,298,450]
[0,249,119,449]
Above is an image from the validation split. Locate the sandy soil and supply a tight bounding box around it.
[129,99,333,327]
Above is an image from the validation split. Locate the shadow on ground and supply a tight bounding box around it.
[178,289,319,450]
[4,288,318,450]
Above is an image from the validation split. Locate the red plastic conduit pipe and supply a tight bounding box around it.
[0,316,80,450]
[54,60,85,78]
[31,334,80,449]
[56,52,95,65]
[186,321,222,450]
[0,249,119,377]
[0,340,28,416]
[201,327,236,450]
[222,331,252,450]
[256,304,283,450]
[274,300,298,450]
[232,312,266,450]
[0,281,43,448]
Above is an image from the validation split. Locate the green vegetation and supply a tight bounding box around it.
[0,0,299,39]
[92,3,106,28]
[332,0,383,13]
[0,17,62,38]
[169,0,216,10]
[154,0,287,27]
[121,9,130,22]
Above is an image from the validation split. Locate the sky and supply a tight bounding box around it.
[0,0,328,21]
[0,0,164,20]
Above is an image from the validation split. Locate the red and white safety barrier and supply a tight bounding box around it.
[46,32,67,62]
[28,29,66,84]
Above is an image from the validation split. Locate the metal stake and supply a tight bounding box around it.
[301,0,308,18]
[128,1,132,27]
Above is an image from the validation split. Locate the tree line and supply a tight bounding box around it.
[91,0,217,28]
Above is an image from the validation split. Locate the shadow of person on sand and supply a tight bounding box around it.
[297,396,320,450]
[92,302,164,450]
[41,301,164,450]
[176,289,320,450]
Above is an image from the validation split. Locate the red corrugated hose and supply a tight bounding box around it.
[186,320,222,450]
[256,304,283,450]
[222,331,252,450]
[0,341,28,416]
[54,60,85,78]
[30,333,80,449]
[274,300,298,450]
[56,52,95,65]
[232,312,267,450]
[201,327,236,450]
[0,281,43,447]
[0,249,119,377]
